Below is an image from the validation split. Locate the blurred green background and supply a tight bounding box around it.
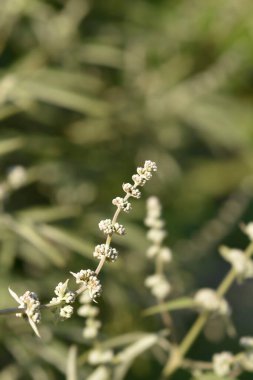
[1,0,253,379]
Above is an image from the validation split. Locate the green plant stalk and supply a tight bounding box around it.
[163,240,253,377]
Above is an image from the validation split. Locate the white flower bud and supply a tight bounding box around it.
[145,274,171,299]
[213,352,233,377]
[194,288,230,316]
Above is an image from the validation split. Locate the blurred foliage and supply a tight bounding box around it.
[1,0,253,379]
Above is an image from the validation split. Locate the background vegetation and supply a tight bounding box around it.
[1,0,253,379]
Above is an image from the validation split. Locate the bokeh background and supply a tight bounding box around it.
[1,0,253,379]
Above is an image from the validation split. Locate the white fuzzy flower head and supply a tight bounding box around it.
[213,352,234,377]
[113,222,126,235]
[220,246,253,280]
[50,279,76,305]
[132,174,146,186]
[71,269,102,300]
[159,247,173,263]
[59,305,73,320]
[194,288,230,316]
[93,244,119,262]
[98,219,114,235]
[112,197,131,212]
[122,183,141,198]
[98,219,126,236]
[144,160,157,172]
[147,228,167,244]
[145,274,171,300]
[78,304,99,318]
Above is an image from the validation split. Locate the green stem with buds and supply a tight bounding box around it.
[163,240,253,377]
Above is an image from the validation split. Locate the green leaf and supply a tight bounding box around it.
[113,334,160,380]
[37,224,93,259]
[66,345,78,380]
[143,297,195,316]
[0,137,24,155]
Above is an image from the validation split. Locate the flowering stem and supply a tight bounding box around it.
[0,307,26,315]
[95,195,130,276]
[163,240,253,377]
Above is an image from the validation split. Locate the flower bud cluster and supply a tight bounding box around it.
[122,160,157,199]
[122,183,141,198]
[213,352,234,377]
[144,196,172,301]
[220,246,253,281]
[212,337,253,377]
[112,197,131,212]
[98,219,126,236]
[93,244,119,262]
[78,292,101,340]
[49,279,75,321]
[17,291,41,323]
[9,288,41,337]
[145,197,172,261]
[71,269,102,300]
[88,348,114,365]
[194,288,230,316]
[145,274,171,300]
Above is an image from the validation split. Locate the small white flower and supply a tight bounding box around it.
[159,247,173,263]
[213,352,234,377]
[144,160,157,172]
[9,288,41,337]
[82,318,101,339]
[146,245,160,259]
[88,349,114,365]
[194,288,230,316]
[93,244,119,262]
[112,197,131,212]
[132,174,146,186]
[71,269,102,300]
[147,228,166,244]
[59,305,73,320]
[78,304,99,318]
[98,219,114,235]
[145,274,171,299]
[220,246,253,280]
[122,183,141,198]
[113,222,126,235]
[7,166,27,189]
[50,279,76,304]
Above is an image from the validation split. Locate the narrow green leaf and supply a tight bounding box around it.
[16,80,109,116]
[143,297,195,316]
[37,224,93,259]
[113,334,159,380]
[1,217,66,267]
[0,137,24,155]
[17,205,80,223]
[66,345,78,380]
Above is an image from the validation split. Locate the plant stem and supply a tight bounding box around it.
[163,240,253,377]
